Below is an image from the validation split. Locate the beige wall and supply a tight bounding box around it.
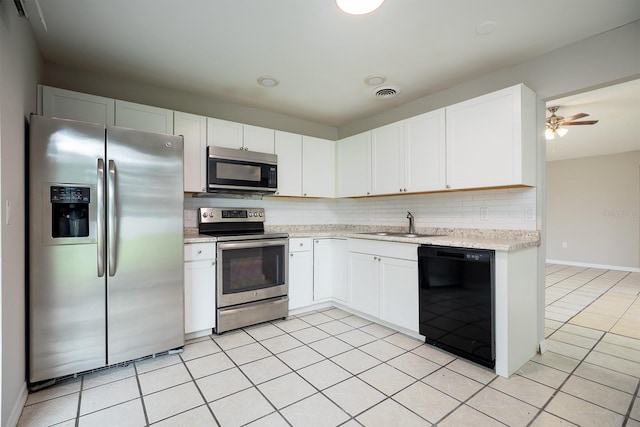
[547,151,640,270]
[0,1,43,424]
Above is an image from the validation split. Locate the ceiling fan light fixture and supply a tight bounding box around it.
[557,127,568,137]
[336,0,385,15]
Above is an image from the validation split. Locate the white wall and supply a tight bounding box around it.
[0,2,42,425]
[184,188,538,231]
[547,151,640,270]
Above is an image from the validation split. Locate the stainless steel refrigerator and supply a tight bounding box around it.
[28,115,185,384]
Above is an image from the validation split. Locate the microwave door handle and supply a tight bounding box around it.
[108,160,117,276]
[97,158,105,277]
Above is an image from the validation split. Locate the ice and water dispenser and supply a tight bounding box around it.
[50,186,90,238]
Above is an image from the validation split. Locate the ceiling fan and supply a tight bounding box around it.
[545,106,599,140]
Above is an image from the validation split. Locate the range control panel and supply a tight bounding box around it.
[199,207,265,224]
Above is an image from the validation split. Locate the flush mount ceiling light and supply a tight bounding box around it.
[336,0,384,15]
[545,105,598,140]
[365,75,386,86]
[257,76,280,88]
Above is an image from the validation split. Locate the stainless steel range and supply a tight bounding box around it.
[198,207,289,333]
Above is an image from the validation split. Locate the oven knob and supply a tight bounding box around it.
[259,212,263,217]
[202,212,208,218]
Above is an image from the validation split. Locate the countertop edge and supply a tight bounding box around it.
[184,229,540,251]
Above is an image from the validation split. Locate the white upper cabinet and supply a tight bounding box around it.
[337,132,371,197]
[370,110,446,196]
[371,122,405,195]
[39,85,115,126]
[206,118,274,154]
[302,136,335,198]
[446,84,536,189]
[404,108,446,192]
[175,112,207,193]
[243,124,275,153]
[115,100,174,134]
[206,117,243,150]
[274,131,303,197]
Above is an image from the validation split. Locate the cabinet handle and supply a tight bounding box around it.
[446,184,451,189]
[197,250,202,254]
[290,253,294,257]
[403,188,407,192]
[304,193,307,197]
[299,243,303,246]
[373,256,377,260]
[366,192,370,195]
[212,261,216,266]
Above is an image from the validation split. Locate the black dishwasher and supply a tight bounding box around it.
[418,245,495,369]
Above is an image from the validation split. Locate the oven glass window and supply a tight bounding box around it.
[217,162,261,182]
[221,246,285,294]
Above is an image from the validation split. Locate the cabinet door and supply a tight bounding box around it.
[115,100,173,134]
[288,250,314,310]
[337,132,371,197]
[206,118,243,150]
[379,257,418,332]
[348,252,379,317]
[40,85,115,125]
[371,122,404,195]
[330,240,349,303]
[274,131,303,197]
[445,85,534,189]
[243,124,275,153]
[313,239,333,301]
[175,112,207,193]
[302,136,335,198]
[404,109,446,192]
[184,259,216,334]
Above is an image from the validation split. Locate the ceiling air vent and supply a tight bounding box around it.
[373,86,399,99]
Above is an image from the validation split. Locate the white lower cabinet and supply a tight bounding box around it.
[379,257,418,332]
[313,239,347,302]
[288,238,314,310]
[183,243,216,334]
[348,252,380,317]
[347,239,418,332]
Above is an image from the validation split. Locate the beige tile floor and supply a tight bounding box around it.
[18,265,640,427]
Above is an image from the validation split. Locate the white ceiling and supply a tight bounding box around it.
[22,0,640,130]
[545,78,640,162]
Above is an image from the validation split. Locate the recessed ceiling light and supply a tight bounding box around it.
[257,76,280,87]
[365,75,386,86]
[475,21,497,36]
[336,0,384,15]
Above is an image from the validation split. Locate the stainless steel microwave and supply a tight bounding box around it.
[207,146,278,193]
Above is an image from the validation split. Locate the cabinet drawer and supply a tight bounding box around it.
[184,243,216,261]
[289,238,312,252]
[348,239,418,261]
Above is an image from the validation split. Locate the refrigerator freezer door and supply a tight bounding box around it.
[29,115,107,382]
[105,126,184,364]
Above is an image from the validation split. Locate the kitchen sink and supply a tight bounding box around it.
[358,232,440,238]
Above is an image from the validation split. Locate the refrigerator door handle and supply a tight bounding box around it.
[108,160,117,276]
[97,158,105,277]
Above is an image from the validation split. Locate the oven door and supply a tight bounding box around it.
[217,238,288,307]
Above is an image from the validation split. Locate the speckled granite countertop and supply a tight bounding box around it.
[185,225,540,251]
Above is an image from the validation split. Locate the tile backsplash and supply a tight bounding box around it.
[184,187,537,230]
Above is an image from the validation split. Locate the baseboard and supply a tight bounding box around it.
[5,381,28,427]
[546,259,640,273]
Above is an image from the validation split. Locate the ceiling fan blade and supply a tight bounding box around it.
[563,113,589,121]
[562,120,599,126]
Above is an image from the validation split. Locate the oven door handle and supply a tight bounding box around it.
[217,239,288,251]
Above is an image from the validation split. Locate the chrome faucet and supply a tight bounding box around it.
[406,211,415,234]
